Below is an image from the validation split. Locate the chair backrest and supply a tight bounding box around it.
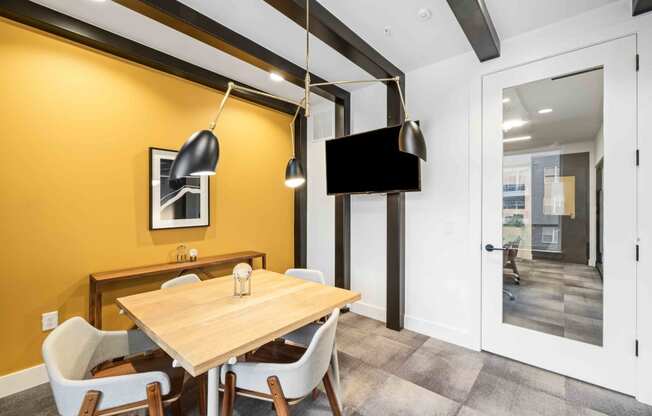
[43,317,102,382]
[284,308,339,398]
[285,268,325,285]
[161,273,201,289]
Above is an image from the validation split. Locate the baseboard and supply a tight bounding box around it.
[0,364,48,399]
[404,314,477,350]
[350,301,386,322]
[349,301,478,350]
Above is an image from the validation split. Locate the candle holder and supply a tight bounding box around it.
[233,263,252,297]
[175,245,188,263]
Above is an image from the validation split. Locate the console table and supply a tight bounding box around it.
[89,250,266,328]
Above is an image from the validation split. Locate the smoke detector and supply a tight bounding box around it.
[417,8,432,21]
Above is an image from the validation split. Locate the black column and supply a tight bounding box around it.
[386,76,406,330]
[334,96,351,289]
[294,110,308,268]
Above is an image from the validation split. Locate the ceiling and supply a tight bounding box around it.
[29,0,619,106]
[503,68,604,152]
[318,0,619,71]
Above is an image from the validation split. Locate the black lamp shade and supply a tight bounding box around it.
[169,130,219,181]
[285,158,305,188]
[399,120,427,162]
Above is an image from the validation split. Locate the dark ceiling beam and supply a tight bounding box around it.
[633,0,652,16]
[0,0,296,114]
[263,0,402,80]
[113,0,349,103]
[447,0,500,62]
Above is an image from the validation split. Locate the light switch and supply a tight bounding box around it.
[42,311,58,331]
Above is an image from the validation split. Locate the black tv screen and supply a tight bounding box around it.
[326,124,421,195]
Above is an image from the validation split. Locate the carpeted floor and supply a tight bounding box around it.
[1,312,648,416]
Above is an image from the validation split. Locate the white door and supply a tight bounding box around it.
[482,36,637,394]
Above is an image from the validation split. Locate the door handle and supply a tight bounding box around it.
[485,244,506,252]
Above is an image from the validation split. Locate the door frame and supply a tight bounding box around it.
[479,35,638,394]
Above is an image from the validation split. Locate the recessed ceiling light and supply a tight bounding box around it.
[502,97,511,104]
[504,135,532,143]
[538,108,553,114]
[269,72,284,82]
[417,8,432,21]
[502,119,528,132]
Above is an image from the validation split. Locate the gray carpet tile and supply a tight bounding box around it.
[1,313,648,416]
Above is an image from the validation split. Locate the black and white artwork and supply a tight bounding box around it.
[150,148,210,230]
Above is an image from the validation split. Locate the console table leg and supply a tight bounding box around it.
[89,278,96,327]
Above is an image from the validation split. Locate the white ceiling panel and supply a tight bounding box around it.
[178,0,374,85]
[27,0,621,102]
[319,0,620,71]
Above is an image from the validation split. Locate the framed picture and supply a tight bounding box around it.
[149,147,210,230]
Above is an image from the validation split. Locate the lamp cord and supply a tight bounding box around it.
[304,0,311,117]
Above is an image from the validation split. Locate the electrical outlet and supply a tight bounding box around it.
[42,311,58,331]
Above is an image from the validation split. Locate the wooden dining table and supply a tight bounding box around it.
[116,269,360,416]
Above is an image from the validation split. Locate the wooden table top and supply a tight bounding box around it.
[91,251,265,282]
[116,270,360,376]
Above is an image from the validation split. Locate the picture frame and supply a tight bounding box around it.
[149,147,210,230]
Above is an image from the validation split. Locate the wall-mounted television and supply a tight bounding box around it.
[325,124,421,195]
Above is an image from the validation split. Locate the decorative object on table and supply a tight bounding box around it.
[233,263,253,297]
[168,0,426,190]
[188,248,198,262]
[175,245,188,263]
[149,147,209,230]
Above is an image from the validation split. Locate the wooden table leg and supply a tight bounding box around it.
[198,373,208,416]
[89,277,96,327]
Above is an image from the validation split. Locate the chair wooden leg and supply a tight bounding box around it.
[322,372,342,416]
[170,399,183,416]
[221,371,236,416]
[78,390,101,416]
[311,388,320,400]
[198,373,208,416]
[146,382,164,416]
[267,376,291,416]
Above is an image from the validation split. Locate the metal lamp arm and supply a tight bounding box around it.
[309,76,409,120]
[209,81,305,131]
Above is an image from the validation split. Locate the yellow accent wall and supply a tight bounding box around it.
[0,19,295,376]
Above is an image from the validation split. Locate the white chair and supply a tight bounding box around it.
[161,273,201,289]
[221,308,341,416]
[160,272,208,415]
[42,316,184,416]
[283,268,341,398]
[284,268,326,285]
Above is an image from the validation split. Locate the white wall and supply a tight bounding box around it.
[307,101,335,286]
[595,123,605,164]
[407,0,652,403]
[306,0,652,403]
[348,84,389,319]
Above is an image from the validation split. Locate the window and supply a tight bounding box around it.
[504,196,525,209]
[541,227,559,244]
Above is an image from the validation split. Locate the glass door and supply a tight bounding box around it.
[481,36,637,394]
